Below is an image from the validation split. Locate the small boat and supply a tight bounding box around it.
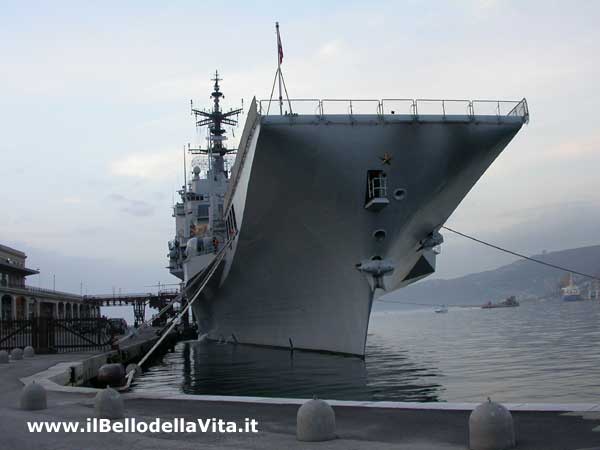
[434,305,448,313]
[481,296,519,309]
[561,273,582,302]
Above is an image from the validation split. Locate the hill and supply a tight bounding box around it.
[374,244,600,310]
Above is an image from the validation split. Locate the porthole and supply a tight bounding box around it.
[373,229,387,242]
[394,188,407,201]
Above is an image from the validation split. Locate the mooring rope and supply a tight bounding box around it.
[122,240,231,389]
[442,226,600,281]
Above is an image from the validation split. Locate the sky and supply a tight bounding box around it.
[2,0,600,306]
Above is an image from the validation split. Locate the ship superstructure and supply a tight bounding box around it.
[168,72,529,356]
[168,72,241,284]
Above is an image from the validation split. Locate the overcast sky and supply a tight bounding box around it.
[2,0,600,299]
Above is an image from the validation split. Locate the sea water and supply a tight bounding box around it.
[132,298,600,402]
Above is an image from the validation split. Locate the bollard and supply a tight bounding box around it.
[296,398,336,442]
[94,387,125,419]
[10,348,23,361]
[23,346,35,358]
[20,382,47,410]
[469,398,515,450]
[97,363,125,387]
[0,350,9,364]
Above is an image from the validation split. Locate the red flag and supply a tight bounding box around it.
[277,24,283,64]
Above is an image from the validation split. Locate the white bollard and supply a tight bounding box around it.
[296,398,336,442]
[10,348,23,361]
[23,346,35,358]
[20,382,47,410]
[94,387,125,419]
[0,350,9,364]
[469,398,515,450]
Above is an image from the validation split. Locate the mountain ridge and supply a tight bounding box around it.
[374,244,600,310]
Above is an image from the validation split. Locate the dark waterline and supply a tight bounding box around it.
[132,298,600,402]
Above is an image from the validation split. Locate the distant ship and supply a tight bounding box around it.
[166,68,529,356]
[561,274,582,302]
[481,296,520,309]
[434,305,448,313]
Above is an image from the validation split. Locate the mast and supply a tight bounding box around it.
[191,71,242,157]
[183,144,187,192]
[190,72,242,234]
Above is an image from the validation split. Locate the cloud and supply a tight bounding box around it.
[107,193,154,217]
[317,40,344,59]
[547,135,600,159]
[109,150,180,180]
[62,196,82,204]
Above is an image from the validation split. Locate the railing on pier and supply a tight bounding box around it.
[258,98,529,122]
[4,282,83,300]
[82,290,179,302]
[0,317,114,353]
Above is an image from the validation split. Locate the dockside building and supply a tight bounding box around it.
[0,244,99,320]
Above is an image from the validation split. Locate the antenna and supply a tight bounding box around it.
[183,145,187,192]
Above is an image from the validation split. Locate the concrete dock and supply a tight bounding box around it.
[1,343,600,449]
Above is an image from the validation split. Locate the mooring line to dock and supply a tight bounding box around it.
[122,241,231,389]
[116,293,183,345]
[442,226,600,281]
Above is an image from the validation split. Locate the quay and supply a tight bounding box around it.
[2,337,600,450]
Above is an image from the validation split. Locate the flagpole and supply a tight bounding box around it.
[276,22,283,115]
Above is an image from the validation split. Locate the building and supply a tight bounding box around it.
[0,244,99,320]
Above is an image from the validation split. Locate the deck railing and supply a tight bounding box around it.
[259,98,529,122]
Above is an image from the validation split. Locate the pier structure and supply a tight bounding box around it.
[83,290,182,326]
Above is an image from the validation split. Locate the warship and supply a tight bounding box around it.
[167,40,529,355]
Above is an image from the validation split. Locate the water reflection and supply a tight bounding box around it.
[134,338,442,401]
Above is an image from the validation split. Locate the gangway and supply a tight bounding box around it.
[83,290,180,325]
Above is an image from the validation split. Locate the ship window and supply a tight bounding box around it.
[373,229,387,242]
[365,170,387,202]
[231,206,238,232]
[394,188,407,200]
[197,204,209,218]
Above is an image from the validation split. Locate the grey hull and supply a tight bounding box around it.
[191,110,525,356]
